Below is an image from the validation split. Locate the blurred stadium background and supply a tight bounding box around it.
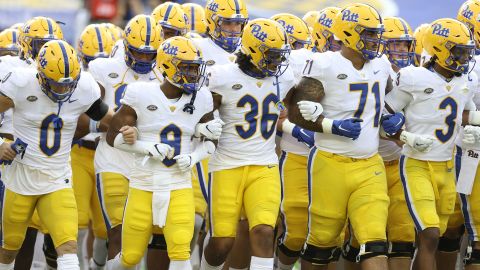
[0,0,464,46]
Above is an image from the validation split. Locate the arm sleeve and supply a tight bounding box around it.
[86,99,109,121]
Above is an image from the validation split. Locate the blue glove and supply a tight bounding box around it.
[332,118,363,140]
[381,112,405,135]
[292,126,315,148]
[0,138,28,165]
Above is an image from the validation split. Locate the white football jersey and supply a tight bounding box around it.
[378,62,402,162]
[110,39,125,60]
[0,56,36,136]
[304,51,391,158]
[386,65,477,161]
[121,82,213,192]
[88,57,162,176]
[208,63,296,172]
[192,38,237,71]
[280,48,315,156]
[0,68,101,194]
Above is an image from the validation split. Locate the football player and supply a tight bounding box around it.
[87,14,163,268]
[310,7,341,53]
[182,3,208,37]
[0,29,19,57]
[286,3,392,270]
[384,18,478,270]
[105,35,219,270]
[152,2,189,40]
[0,39,111,270]
[200,18,294,270]
[269,12,316,270]
[76,23,115,270]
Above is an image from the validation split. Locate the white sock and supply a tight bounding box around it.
[0,262,14,270]
[92,237,108,267]
[106,253,134,270]
[250,256,274,270]
[170,260,192,270]
[275,260,295,270]
[77,229,88,270]
[200,253,224,270]
[57,254,80,270]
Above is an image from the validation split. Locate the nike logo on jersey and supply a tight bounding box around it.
[68,99,78,103]
[374,171,382,175]
[373,70,380,75]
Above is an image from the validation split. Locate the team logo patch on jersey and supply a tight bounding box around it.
[337,74,348,80]
[26,95,38,102]
[2,72,11,83]
[424,88,434,94]
[147,105,158,111]
[206,60,215,66]
[232,84,243,90]
[108,73,119,78]
[446,85,452,91]
[169,106,176,112]
[256,81,263,88]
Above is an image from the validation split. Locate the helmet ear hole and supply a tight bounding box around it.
[249,47,256,54]
[433,46,441,53]
[343,31,352,37]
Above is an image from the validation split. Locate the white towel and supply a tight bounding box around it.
[152,191,170,227]
[457,149,480,195]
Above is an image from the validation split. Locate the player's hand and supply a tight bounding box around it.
[381,112,405,135]
[119,126,138,145]
[173,154,194,172]
[463,125,480,145]
[0,142,16,162]
[195,119,224,140]
[331,118,363,140]
[400,131,434,153]
[292,126,315,148]
[297,101,323,122]
[146,143,173,161]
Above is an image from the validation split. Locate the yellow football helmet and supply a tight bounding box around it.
[152,2,188,39]
[124,15,163,74]
[457,0,480,53]
[157,36,206,113]
[303,11,320,29]
[0,29,20,56]
[20,17,63,60]
[182,3,207,36]
[383,17,416,68]
[424,18,475,74]
[205,0,249,53]
[78,24,115,69]
[241,18,290,76]
[312,7,341,52]
[37,40,81,103]
[271,13,311,50]
[103,23,124,42]
[332,3,385,60]
[413,23,429,66]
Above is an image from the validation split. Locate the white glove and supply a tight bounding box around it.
[297,101,323,122]
[463,125,480,145]
[145,143,174,161]
[195,119,225,140]
[173,141,216,172]
[400,131,435,153]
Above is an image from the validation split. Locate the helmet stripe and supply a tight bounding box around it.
[399,18,409,36]
[233,0,240,15]
[46,19,53,36]
[58,42,70,79]
[191,6,195,31]
[145,17,151,46]
[12,31,17,44]
[94,26,104,53]
[163,4,174,23]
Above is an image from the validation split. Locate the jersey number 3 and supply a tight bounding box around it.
[235,93,278,140]
[435,97,458,143]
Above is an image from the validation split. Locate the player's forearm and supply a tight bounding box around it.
[287,104,324,132]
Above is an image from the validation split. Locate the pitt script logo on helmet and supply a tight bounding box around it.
[271,13,311,50]
[424,18,475,74]
[332,3,386,60]
[312,7,341,52]
[457,0,480,55]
